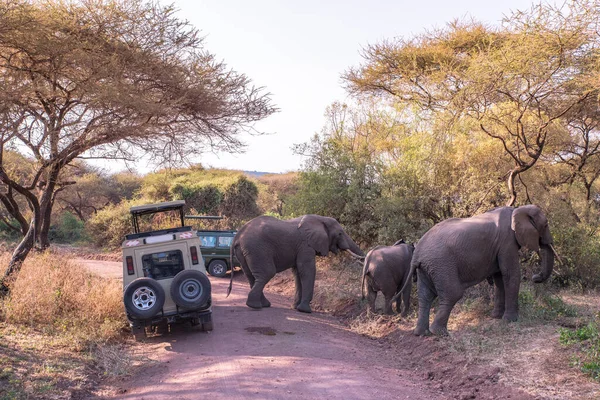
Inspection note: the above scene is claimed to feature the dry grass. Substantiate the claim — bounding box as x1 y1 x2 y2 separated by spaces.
1 252 124 347
0 251 134 399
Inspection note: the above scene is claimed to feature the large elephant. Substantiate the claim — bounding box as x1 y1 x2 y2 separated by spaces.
406 205 556 336
361 240 415 316
227 214 364 313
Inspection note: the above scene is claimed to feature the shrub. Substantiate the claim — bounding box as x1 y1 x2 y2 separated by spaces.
518 284 578 321
48 211 88 243
550 223 600 289
0 252 125 348
559 317 600 380
86 201 136 249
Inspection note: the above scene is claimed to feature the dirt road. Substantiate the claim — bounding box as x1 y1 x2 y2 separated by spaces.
86 260 441 399
116 274 442 399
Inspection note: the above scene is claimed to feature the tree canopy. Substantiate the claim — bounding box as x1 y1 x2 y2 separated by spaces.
0 0 275 292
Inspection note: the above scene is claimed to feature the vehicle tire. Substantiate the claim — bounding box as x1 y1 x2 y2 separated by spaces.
124 278 165 320
170 270 211 310
202 321 214 332
208 260 228 278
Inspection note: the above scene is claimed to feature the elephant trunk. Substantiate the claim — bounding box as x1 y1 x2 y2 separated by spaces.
532 244 554 283
345 238 365 258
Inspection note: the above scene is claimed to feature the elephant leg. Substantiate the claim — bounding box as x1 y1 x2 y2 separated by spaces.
383 294 394 315
429 293 462 336
245 258 276 310
429 277 463 336
400 286 411 318
395 293 402 315
499 253 520 322
415 270 436 336
491 272 505 319
291 267 302 309
365 278 377 313
295 254 316 313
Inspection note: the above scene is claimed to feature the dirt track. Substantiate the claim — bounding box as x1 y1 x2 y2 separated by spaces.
108 268 440 399
83 260 540 400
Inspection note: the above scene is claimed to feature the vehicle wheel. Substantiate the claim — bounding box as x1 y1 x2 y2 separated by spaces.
202 321 214 332
208 260 228 278
124 278 165 320
170 270 211 309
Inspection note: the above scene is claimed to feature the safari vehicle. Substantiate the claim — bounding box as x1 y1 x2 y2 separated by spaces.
197 230 239 278
122 200 213 341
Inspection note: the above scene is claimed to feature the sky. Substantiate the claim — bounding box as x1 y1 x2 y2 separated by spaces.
106 0 539 174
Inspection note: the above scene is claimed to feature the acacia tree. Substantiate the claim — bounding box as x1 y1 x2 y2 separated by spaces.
0 0 275 292
344 1 600 206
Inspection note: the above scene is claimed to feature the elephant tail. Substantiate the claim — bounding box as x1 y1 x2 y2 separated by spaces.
360 248 375 300
227 242 237 298
392 258 419 304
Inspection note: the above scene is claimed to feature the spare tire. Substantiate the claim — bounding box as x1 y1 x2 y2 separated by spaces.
124 278 165 320
170 270 211 310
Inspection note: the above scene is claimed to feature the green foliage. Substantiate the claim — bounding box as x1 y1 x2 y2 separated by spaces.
559 318 600 380
220 175 261 224
48 212 88 244
86 201 136 248
0 219 22 241
518 286 577 321
170 183 223 215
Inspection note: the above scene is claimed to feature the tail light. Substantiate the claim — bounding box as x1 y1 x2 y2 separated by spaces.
126 256 134 275
190 246 199 265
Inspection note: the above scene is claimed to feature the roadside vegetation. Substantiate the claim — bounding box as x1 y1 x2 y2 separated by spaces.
0 251 131 399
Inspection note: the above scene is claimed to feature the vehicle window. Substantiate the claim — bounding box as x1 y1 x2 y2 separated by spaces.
141 250 184 280
199 235 216 247
218 236 233 247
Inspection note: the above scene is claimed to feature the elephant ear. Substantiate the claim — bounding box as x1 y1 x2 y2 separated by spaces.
297 215 329 256
511 206 540 252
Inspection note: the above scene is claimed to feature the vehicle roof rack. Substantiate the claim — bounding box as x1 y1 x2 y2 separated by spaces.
130 200 186 216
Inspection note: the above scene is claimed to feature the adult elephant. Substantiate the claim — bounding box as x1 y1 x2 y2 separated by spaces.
361 240 415 316
227 214 364 313
405 205 556 336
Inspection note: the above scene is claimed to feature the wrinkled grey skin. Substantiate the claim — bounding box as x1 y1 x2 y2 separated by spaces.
361 240 415 316
407 205 554 336
228 214 364 313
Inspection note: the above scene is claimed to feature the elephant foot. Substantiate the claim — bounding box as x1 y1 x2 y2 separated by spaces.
296 303 312 313
491 309 504 319
502 312 518 322
400 312 409 318
261 297 271 308
246 299 263 310
429 324 449 336
413 326 431 336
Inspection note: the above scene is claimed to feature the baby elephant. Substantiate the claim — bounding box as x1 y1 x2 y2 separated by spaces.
361 240 415 316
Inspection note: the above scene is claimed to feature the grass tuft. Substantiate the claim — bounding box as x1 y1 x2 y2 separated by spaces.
559 317 600 381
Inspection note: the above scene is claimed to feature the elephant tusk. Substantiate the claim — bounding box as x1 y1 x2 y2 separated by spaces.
549 244 563 265
347 250 365 261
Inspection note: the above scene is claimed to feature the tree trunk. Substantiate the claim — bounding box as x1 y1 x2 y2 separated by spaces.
37 167 60 249
0 218 35 296
506 169 518 207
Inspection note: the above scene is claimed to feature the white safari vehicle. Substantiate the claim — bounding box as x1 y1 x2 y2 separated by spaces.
122 200 213 340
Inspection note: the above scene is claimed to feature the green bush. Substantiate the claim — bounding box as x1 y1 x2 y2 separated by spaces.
0 218 22 241
48 212 88 243
518 285 577 321
86 201 136 248
559 317 600 380
550 223 600 289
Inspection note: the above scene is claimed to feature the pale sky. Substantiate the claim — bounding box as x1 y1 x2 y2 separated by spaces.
103 0 539 174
